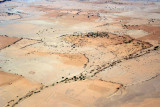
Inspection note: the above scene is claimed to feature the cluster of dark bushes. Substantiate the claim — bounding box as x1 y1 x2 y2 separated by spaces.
84 32 109 38
71 32 109 38
154 46 159 50
52 73 87 85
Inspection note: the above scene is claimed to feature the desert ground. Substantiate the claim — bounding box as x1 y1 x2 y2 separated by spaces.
0 0 160 107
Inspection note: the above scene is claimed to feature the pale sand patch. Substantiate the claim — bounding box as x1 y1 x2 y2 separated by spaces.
122 98 160 107
115 11 160 19
0 39 88 85
126 19 148 26
24 20 54 25
95 72 160 107
0 22 43 37
127 25 160 43
17 79 121 107
126 30 149 38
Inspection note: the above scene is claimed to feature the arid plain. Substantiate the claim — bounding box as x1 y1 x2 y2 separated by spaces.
0 0 160 107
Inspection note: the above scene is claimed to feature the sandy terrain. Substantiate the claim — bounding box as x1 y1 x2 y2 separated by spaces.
95 72 160 107
0 0 160 107
95 49 160 85
0 70 42 107
0 35 21 50
16 79 121 107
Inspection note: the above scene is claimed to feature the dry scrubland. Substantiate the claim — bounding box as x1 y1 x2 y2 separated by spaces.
0 0 160 107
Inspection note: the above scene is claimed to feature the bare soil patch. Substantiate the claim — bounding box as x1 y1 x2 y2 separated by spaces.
0 35 21 50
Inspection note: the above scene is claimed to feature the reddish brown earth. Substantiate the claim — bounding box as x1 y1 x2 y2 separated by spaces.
0 36 21 50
